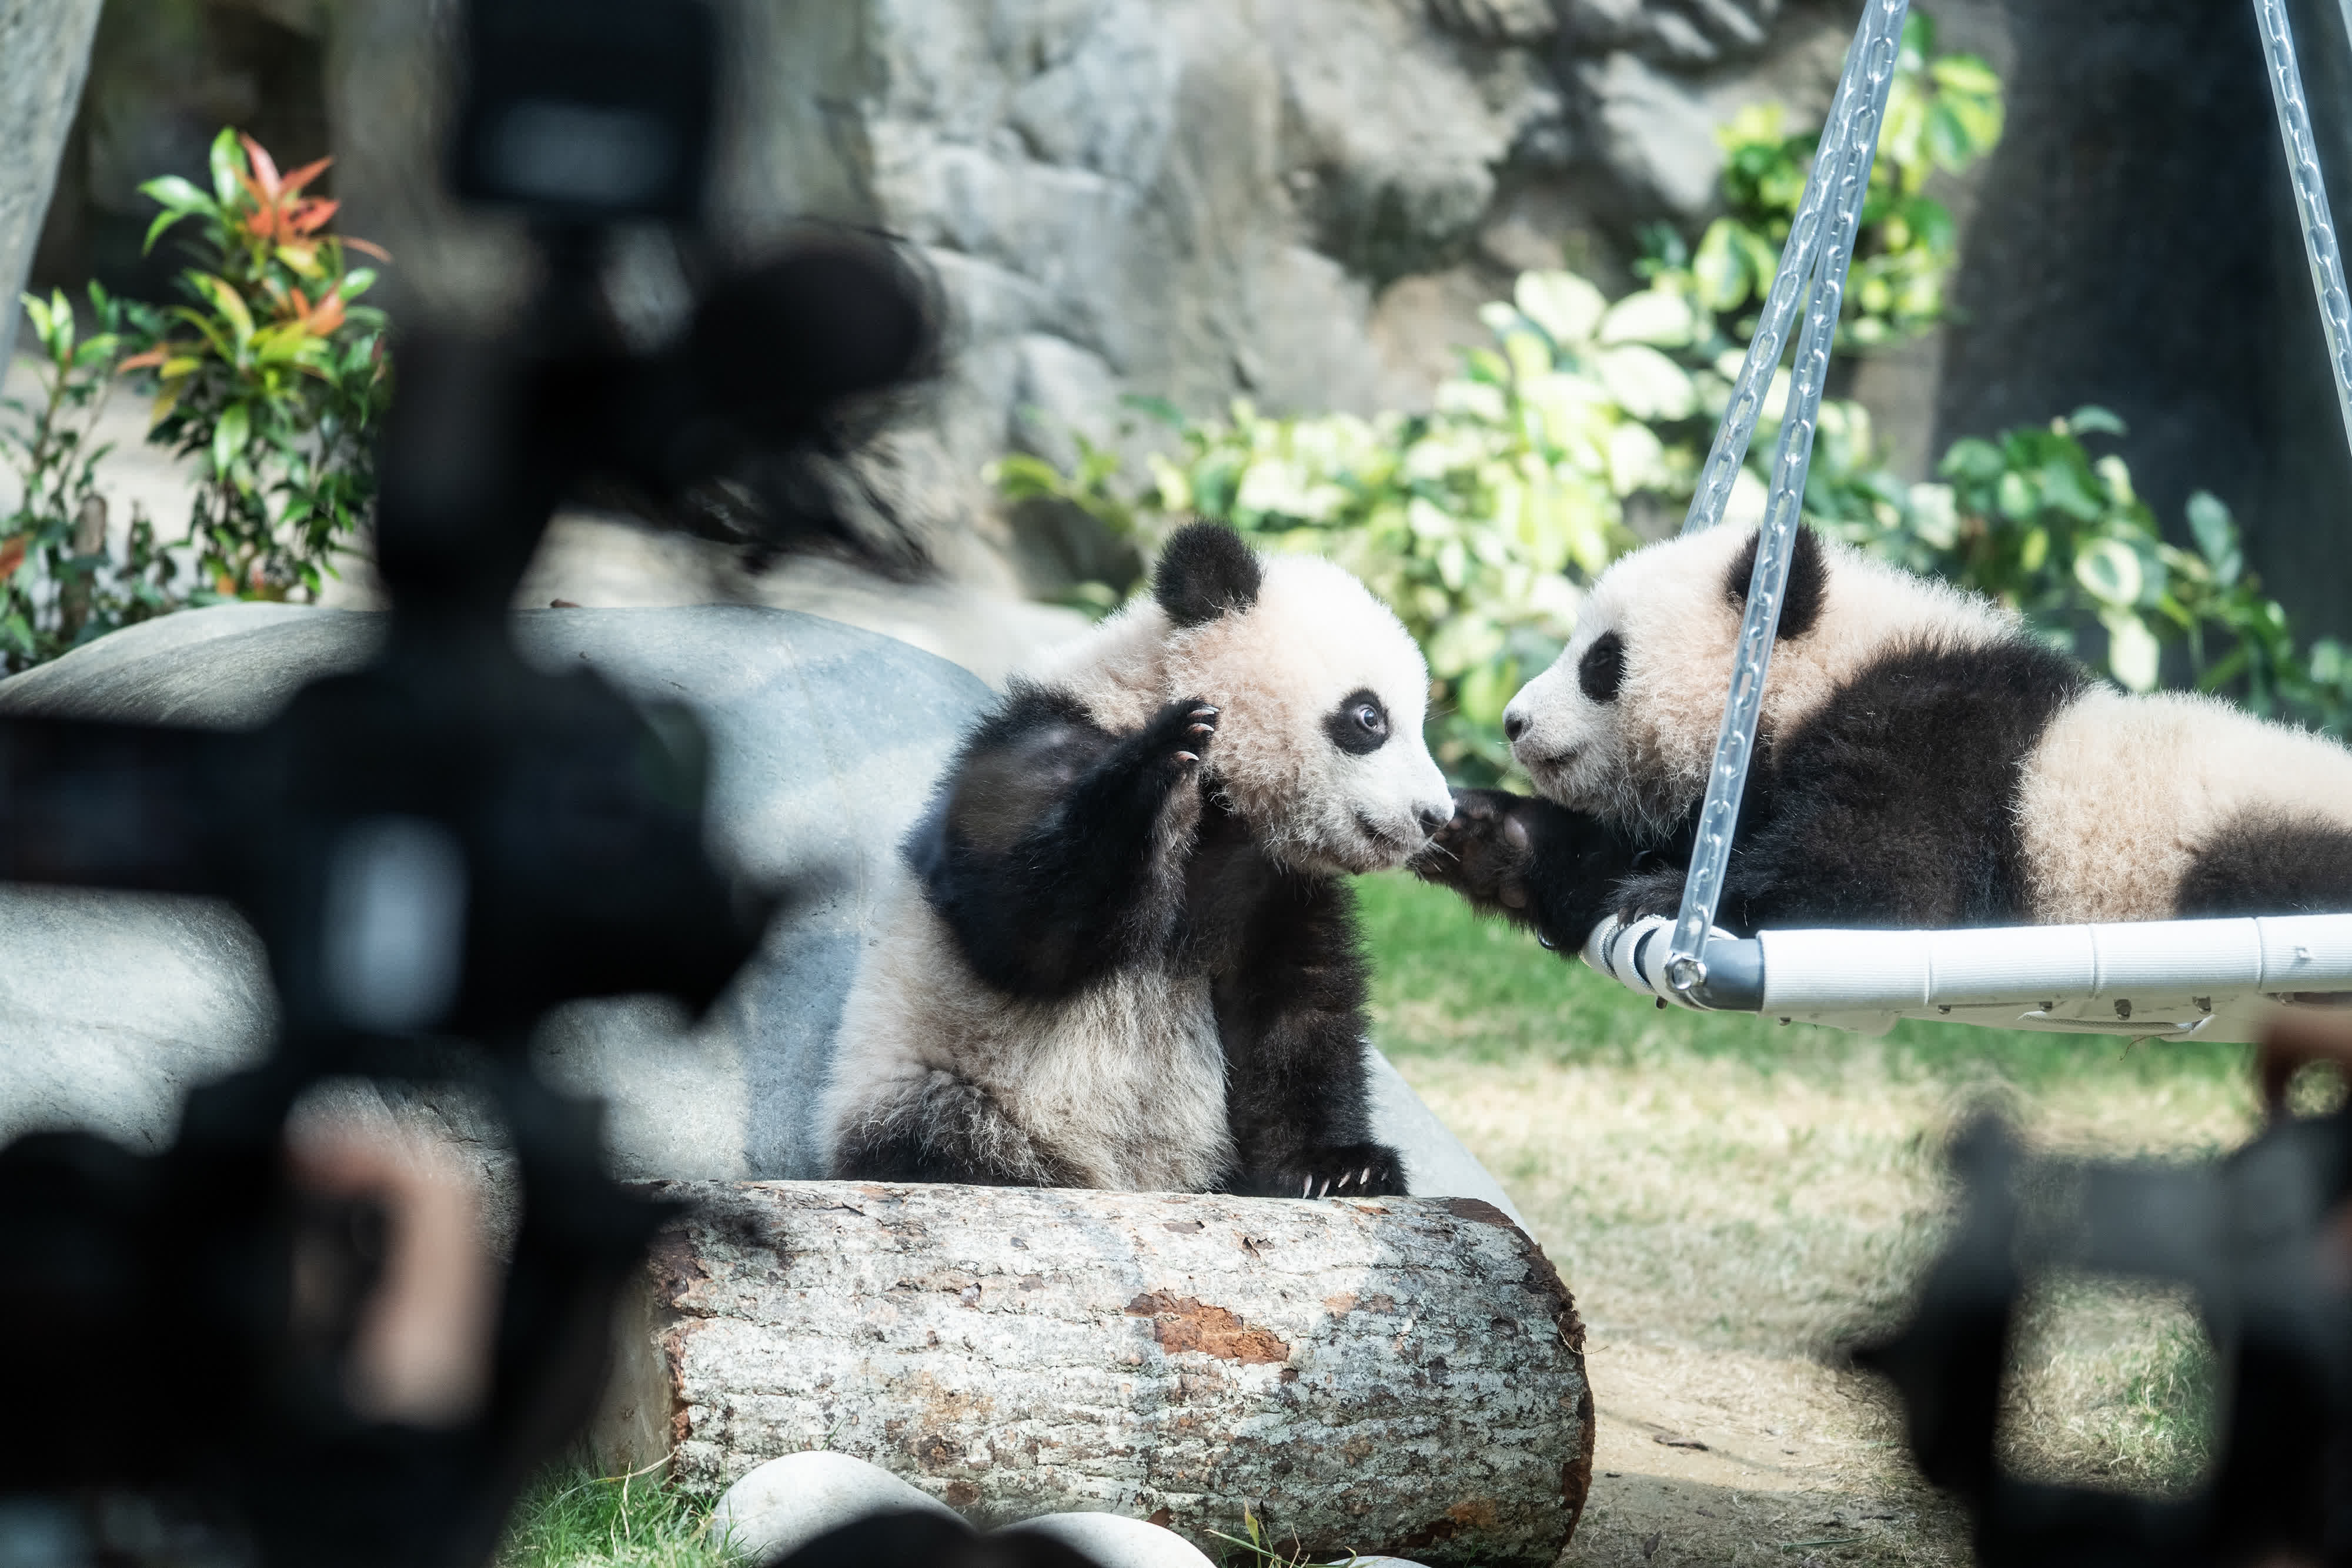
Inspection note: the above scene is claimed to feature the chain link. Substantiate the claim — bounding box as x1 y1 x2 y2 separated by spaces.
1665 0 1911 995
2259 0 2352 466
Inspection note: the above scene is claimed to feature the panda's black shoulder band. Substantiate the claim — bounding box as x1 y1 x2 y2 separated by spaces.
1155 523 1262 626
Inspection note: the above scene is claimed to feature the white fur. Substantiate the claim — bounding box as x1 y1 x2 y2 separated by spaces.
1505 527 2014 839
1024 552 1452 873
823 545 1450 1189
821 877 1234 1191
1501 525 2352 921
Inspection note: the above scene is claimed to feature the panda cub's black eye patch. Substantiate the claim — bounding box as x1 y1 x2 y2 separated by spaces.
1579 631 1626 703
1326 688 1391 754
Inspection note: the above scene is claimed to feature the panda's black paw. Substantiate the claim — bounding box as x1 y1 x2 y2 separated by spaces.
1611 865 1689 924
1142 696 1220 777
1241 1142 1407 1201
1412 787 1537 914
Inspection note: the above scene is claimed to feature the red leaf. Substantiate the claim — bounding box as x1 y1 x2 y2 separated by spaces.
238 132 282 199
0 537 25 583
344 236 392 263
287 198 340 236
117 346 168 371
279 155 333 197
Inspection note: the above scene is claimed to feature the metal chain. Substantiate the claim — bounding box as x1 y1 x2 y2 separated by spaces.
2261 0 2352 466
1665 0 1910 996
1679 0 1915 537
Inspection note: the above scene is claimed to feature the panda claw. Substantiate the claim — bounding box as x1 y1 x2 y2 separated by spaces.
1174 751 1200 767
1359 1166 1372 1188
1302 1175 1314 1199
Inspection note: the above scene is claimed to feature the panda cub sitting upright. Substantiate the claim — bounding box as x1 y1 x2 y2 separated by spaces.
822 523 1455 1197
1421 520 2352 942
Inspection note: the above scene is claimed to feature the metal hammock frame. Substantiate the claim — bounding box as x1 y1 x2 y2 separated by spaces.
1581 0 2352 1043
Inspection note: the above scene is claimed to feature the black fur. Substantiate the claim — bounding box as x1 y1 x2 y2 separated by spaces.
1414 787 1645 950
1613 637 2089 932
2180 813 2352 915
910 681 1215 997
829 1069 1088 1188
1725 523 1826 641
1324 688 1391 755
889 680 1402 1197
1155 522 1262 626
1579 631 1626 703
1185 800 1402 1197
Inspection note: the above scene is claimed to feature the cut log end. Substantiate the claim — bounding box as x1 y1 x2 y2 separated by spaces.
593 1182 1592 1568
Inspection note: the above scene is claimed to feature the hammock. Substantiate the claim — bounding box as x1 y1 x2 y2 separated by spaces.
1583 0 2352 1039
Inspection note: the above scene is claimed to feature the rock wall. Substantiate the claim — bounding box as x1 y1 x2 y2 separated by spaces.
0 0 104 366
320 0 1859 578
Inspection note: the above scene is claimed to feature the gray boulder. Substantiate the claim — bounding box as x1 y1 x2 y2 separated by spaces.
0 604 1519 1221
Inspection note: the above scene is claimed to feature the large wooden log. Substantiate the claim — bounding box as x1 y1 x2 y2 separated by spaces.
593 1181 1592 1568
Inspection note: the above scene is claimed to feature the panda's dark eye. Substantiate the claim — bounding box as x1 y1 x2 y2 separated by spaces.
1325 688 1390 755
1578 631 1626 704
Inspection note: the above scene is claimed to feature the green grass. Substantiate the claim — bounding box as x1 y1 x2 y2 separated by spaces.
497 1466 736 1568
1356 869 2243 1538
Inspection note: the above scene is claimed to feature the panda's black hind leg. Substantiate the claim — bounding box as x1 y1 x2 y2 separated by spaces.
831 1071 1081 1188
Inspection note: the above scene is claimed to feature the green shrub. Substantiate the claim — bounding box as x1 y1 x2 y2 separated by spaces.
1658 12 2004 350
124 126 390 600
997 8 2352 774
0 284 180 671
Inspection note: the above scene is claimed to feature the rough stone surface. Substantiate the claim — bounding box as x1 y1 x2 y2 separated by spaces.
0 0 105 365
0 604 976 1178
317 0 1842 576
710 1452 959 1565
596 1182 1593 1567
0 605 1521 1215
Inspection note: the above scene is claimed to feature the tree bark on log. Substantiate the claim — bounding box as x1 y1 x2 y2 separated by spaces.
593 1181 1592 1568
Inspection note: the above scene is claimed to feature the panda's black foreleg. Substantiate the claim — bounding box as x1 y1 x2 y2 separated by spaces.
1212 875 1405 1199
1414 787 1642 952
921 691 1219 997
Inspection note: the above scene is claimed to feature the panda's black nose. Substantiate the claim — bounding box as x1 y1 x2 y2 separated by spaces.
1417 803 1452 834
1502 711 1529 743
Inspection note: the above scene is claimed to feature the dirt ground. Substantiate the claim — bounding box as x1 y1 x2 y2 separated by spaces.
1391 1034 2259 1567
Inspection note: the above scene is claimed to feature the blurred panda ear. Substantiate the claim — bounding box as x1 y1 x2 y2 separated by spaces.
1723 523 1825 639
1154 523 1263 626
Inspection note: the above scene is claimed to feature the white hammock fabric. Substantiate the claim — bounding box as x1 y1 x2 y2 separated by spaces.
1590 0 2352 1037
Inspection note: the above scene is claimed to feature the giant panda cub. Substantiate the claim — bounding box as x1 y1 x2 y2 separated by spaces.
1419 521 2352 942
822 523 1456 1196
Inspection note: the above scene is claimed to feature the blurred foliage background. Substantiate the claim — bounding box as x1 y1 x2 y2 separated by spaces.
994 12 2352 784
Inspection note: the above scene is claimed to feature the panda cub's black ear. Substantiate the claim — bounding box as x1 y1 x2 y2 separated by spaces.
1155 523 1264 626
1723 523 1826 639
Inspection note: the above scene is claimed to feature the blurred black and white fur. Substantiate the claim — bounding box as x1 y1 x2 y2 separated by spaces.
821 524 1455 1196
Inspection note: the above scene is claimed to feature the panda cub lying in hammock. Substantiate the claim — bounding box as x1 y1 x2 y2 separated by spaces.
1420 521 2352 944
823 524 1455 1196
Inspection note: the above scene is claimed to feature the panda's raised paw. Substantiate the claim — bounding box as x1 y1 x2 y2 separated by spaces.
1412 787 1536 912
1143 697 1220 773
1242 1142 1406 1201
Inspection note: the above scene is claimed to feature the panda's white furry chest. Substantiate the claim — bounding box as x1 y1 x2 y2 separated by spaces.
988 958 1235 1192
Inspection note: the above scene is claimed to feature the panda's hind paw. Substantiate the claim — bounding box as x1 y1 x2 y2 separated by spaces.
1244 1142 1406 1201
